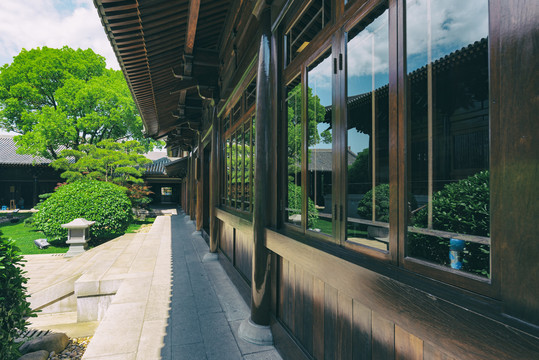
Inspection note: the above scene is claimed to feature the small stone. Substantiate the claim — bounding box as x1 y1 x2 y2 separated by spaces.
19 333 69 355
17 349 49 360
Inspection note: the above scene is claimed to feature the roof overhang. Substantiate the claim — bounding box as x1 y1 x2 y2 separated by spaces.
93 0 229 145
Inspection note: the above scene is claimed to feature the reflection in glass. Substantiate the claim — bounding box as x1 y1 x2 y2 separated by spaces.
405 0 490 277
244 124 251 212
307 50 333 235
346 6 390 252
225 137 231 206
251 117 256 209
231 132 237 208
285 0 331 65
285 77 303 227
236 131 244 210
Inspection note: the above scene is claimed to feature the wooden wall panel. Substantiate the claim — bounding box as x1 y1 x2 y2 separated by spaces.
352 299 372 360
324 284 338 360
294 266 304 345
302 271 314 355
372 312 395 359
337 291 353 360
313 277 325 359
218 221 234 260
395 325 423 360
234 230 253 281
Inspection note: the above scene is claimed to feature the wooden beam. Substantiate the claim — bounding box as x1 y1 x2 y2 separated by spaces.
185 0 201 55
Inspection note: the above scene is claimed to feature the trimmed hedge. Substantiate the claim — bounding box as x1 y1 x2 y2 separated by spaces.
0 230 34 360
409 171 490 276
34 180 132 242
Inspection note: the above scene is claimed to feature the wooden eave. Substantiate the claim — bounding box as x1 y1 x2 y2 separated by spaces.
94 0 229 143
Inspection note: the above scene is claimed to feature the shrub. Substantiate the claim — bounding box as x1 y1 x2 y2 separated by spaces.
357 183 418 223
0 231 35 360
409 171 490 276
288 182 318 228
34 180 132 242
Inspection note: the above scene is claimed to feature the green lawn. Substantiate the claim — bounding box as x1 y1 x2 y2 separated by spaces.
0 214 156 255
125 218 156 233
0 214 68 254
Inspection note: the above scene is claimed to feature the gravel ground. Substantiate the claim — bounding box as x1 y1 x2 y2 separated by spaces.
48 337 91 360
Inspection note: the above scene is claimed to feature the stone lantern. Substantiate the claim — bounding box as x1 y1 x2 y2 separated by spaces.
61 218 95 257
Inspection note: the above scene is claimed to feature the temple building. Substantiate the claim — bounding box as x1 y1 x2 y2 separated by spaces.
94 0 538 358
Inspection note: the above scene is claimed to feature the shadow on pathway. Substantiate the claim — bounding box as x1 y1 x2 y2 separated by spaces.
160 209 282 360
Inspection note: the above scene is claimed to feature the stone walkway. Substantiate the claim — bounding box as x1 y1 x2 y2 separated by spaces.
23 208 281 359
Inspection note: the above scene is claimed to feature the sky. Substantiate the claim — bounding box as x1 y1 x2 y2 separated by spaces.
0 0 119 70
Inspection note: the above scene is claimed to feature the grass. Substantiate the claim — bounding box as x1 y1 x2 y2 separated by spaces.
126 217 156 233
0 214 156 255
0 214 68 254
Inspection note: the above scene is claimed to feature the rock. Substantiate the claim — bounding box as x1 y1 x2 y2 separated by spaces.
19 333 69 355
17 350 49 360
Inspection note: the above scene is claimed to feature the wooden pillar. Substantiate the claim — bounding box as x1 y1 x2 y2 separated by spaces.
251 3 273 327
189 154 195 219
209 107 220 252
196 135 203 231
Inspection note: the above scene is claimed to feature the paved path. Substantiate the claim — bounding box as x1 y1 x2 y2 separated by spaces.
160 211 282 360
81 210 282 359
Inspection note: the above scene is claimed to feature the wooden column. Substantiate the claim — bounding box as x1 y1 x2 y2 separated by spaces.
209 108 220 252
251 4 273 327
196 135 203 230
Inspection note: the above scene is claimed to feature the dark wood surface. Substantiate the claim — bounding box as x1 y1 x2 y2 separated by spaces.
490 0 539 326
267 228 539 359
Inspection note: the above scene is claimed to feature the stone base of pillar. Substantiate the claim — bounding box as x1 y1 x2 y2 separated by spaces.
191 230 201 236
202 252 218 262
238 317 273 346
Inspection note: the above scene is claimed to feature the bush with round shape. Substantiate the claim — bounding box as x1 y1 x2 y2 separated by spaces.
0 230 35 360
409 171 490 276
34 180 132 242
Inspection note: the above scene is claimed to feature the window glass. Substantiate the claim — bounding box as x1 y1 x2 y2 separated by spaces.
244 123 251 212
225 137 231 206
346 5 390 252
307 50 333 235
406 0 490 277
231 132 237 208
285 0 332 65
245 78 256 110
236 131 244 210
285 76 302 227
251 116 256 209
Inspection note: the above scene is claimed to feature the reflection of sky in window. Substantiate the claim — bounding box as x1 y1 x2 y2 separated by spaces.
346 8 389 154
406 0 488 72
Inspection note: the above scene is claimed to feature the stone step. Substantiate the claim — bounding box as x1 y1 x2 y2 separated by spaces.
28 233 142 312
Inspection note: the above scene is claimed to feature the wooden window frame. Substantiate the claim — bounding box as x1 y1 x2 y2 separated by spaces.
277 0 498 297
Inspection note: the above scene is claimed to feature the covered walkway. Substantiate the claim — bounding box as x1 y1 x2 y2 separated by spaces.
25 209 282 359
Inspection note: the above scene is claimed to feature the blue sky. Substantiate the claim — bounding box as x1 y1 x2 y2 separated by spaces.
0 0 119 70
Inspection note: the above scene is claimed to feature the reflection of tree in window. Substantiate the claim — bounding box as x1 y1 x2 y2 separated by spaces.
307 50 332 235
405 0 490 277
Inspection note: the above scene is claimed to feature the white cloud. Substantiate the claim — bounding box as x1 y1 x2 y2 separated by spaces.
0 0 119 70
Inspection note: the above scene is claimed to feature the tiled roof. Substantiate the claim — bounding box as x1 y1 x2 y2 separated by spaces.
144 156 179 176
0 135 51 165
308 148 357 172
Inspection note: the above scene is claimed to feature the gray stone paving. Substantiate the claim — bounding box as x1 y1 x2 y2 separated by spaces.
160 210 282 360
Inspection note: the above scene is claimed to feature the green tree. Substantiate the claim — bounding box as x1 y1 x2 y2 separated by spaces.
0 46 150 159
50 139 152 186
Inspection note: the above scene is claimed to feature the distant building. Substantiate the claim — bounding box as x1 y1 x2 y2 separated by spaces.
0 135 62 209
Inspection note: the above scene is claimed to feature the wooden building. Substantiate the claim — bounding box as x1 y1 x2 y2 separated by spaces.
94 0 538 358
0 135 62 209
